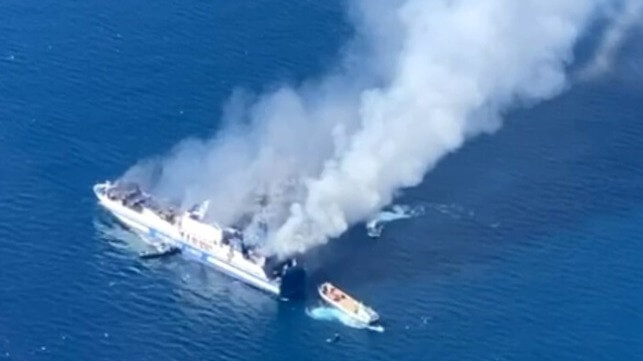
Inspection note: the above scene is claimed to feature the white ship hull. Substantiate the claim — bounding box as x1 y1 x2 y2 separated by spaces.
93 182 304 297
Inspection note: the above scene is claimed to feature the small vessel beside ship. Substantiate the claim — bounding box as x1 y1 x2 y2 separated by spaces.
138 242 180 259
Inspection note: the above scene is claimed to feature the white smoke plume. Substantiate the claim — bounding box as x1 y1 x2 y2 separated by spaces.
123 0 628 257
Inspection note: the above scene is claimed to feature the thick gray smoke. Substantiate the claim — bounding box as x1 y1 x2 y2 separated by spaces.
123 0 638 257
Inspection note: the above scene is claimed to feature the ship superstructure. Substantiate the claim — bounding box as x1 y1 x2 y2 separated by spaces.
93 181 304 297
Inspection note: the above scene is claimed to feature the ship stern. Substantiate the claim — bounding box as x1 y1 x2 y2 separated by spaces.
279 265 306 300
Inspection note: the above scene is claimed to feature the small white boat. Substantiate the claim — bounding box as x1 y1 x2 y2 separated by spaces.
318 282 379 325
139 242 181 259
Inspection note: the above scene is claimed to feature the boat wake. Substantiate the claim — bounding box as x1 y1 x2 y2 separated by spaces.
305 306 384 333
365 204 425 238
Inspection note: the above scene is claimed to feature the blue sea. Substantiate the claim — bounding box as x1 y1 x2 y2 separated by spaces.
1 1 642 360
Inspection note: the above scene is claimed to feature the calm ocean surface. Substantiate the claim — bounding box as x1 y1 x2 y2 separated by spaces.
1 1 642 360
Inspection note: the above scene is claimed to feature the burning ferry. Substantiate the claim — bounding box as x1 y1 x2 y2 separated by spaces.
93 180 305 298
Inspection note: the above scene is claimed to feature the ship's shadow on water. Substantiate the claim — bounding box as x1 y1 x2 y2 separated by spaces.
94 212 281 317
93 213 151 256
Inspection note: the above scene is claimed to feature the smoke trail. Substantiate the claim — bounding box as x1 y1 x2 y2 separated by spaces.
578 0 643 79
269 0 615 256
123 0 624 257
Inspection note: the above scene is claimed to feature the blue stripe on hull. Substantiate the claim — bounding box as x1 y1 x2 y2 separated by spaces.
108 208 280 295
176 242 278 294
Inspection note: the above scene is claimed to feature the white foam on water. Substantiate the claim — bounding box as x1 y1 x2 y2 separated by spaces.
306 305 385 333
365 204 424 238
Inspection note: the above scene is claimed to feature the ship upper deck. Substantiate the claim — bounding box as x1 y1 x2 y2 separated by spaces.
102 181 179 223
96 181 298 279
